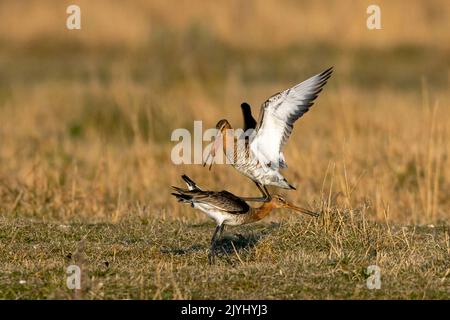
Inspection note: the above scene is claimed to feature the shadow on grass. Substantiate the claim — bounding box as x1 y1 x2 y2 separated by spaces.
160 222 281 256
160 244 204 255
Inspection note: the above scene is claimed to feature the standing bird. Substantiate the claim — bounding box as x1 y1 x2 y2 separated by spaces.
204 67 333 201
171 175 318 264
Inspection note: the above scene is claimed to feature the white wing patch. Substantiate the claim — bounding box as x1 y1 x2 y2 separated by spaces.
250 108 286 167
250 67 333 169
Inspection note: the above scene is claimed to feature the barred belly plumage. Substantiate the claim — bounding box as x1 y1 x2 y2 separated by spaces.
230 142 286 187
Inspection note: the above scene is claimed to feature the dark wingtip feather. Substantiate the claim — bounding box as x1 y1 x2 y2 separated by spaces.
322 66 334 74
318 66 333 81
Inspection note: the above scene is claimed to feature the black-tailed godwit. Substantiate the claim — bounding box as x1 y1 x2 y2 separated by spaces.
204 67 333 201
171 175 318 264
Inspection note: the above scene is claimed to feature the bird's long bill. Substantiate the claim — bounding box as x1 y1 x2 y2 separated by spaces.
285 203 319 217
203 131 223 171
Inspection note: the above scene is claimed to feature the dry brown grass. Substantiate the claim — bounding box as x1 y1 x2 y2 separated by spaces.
1 0 450 50
0 1 449 224
1 209 449 299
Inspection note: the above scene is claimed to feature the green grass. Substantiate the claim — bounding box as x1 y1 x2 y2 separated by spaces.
1 208 448 299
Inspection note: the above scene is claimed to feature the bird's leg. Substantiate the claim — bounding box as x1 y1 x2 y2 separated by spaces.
211 225 225 264
263 185 272 200
217 224 225 241
240 182 271 202
208 225 221 265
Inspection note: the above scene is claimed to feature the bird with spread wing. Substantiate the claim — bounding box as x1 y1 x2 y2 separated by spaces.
204 67 333 201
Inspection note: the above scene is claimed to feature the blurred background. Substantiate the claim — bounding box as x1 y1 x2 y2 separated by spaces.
0 0 449 223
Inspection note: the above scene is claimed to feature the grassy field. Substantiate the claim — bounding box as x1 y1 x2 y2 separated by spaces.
1 212 449 299
0 0 449 299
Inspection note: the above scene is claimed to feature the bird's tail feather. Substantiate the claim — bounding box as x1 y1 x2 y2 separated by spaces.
171 185 187 193
171 192 193 203
181 174 201 191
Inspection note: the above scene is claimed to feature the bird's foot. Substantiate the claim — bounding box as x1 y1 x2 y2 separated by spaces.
208 251 215 265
